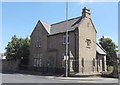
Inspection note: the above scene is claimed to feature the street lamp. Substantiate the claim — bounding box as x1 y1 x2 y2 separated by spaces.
65 0 69 77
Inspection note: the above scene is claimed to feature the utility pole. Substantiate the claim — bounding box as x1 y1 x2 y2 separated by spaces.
65 0 69 77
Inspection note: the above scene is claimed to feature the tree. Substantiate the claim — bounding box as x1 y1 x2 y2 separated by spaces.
5 35 30 65
5 35 19 60
99 37 118 66
19 37 30 65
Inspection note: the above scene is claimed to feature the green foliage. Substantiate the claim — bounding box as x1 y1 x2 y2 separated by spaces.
5 35 30 65
107 65 114 73
99 37 118 66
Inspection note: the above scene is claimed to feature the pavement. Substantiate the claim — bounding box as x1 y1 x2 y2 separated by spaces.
1 72 119 84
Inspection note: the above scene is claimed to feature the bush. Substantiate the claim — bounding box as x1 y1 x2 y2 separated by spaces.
107 65 114 73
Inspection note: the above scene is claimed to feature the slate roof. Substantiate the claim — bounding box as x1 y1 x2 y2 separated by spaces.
40 16 82 35
40 20 51 33
32 16 106 54
96 43 106 55
50 16 82 35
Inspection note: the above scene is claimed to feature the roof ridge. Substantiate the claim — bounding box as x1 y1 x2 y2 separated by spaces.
39 20 51 33
51 16 81 26
39 20 51 25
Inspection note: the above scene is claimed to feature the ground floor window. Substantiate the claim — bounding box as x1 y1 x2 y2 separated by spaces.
82 58 84 67
33 54 42 67
93 58 95 67
97 58 100 66
62 59 65 68
34 57 37 67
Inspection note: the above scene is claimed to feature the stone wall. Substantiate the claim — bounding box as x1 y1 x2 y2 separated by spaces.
1 60 20 72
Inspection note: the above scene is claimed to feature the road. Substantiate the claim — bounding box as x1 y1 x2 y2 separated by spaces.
1 72 119 85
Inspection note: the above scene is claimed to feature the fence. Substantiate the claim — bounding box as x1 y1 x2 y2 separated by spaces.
20 59 119 74
1 58 119 77
69 59 106 74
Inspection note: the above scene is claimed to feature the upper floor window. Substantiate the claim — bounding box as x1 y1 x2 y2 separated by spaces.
35 36 41 48
93 40 96 43
49 39 56 49
63 33 69 44
87 23 89 28
86 39 91 47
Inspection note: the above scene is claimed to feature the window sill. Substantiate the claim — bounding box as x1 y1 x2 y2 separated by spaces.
86 46 91 48
62 43 70 45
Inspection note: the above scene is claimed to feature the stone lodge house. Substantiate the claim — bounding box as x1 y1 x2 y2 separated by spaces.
29 7 107 75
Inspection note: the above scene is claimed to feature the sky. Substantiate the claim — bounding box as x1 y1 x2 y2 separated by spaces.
1 2 118 53
118 2 120 53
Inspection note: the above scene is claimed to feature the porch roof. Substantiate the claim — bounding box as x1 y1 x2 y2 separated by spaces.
96 43 106 55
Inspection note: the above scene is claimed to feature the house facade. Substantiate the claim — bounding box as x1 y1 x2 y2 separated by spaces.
29 7 107 75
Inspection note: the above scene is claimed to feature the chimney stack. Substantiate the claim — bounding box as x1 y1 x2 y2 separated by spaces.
82 7 91 18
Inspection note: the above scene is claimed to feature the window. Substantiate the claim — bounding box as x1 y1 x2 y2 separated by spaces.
97 58 100 66
62 59 65 68
35 37 41 48
63 35 66 44
93 40 95 43
93 58 95 67
86 39 91 47
82 58 84 67
63 34 69 44
39 56 42 67
33 54 42 67
49 40 56 49
87 23 89 27
34 56 37 67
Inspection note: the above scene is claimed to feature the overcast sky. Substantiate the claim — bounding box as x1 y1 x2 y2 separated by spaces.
1 2 118 52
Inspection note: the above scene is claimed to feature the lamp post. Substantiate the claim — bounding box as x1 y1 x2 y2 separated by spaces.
65 0 69 77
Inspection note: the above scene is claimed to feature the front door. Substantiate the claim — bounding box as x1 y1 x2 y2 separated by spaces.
47 56 55 73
